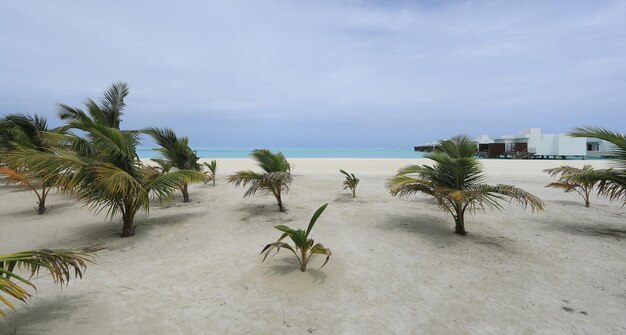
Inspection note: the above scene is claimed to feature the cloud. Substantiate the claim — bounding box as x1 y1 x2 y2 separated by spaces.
1 0 625 147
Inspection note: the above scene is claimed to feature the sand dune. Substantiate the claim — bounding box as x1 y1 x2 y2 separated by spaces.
0 159 624 334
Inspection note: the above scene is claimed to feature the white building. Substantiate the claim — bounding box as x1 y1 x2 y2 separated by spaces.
586 138 618 158
477 128 587 159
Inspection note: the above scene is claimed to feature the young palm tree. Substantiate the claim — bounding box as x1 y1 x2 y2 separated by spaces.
228 149 292 212
388 135 544 235
0 114 60 214
339 169 359 198
8 83 205 236
0 246 98 318
261 203 331 272
143 127 204 202
544 165 603 207
151 158 172 173
570 127 626 205
203 160 218 186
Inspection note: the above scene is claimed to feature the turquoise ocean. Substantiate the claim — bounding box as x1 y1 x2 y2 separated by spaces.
137 147 425 159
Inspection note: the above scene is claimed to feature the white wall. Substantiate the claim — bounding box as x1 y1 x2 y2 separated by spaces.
525 133 585 156
557 135 586 156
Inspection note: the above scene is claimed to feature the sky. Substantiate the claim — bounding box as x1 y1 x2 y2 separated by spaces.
1 0 625 148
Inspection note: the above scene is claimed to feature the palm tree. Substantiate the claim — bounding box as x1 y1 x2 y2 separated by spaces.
388 135 544 235
203 160 217 186
569 127 626 205
261 204 331 272
0 114 60 214
544 165 603 207
228 149 292 212
8 83 205 236
339 169 359 198
143 127 204 202
1 246 98 318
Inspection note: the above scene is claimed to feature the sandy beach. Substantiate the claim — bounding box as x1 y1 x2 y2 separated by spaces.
0 158 624 334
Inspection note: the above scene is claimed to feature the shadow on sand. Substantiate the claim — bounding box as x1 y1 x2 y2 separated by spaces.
263 258 327 284
137 211 207 230
0 295 86 335
1 201 76 217
547 199 587 207
48 211 209 250
536 216 626 240
382 214 515 250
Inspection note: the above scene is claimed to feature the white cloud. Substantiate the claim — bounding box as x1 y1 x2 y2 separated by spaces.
1 0 624 147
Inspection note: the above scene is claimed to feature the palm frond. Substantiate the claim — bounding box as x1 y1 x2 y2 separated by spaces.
100 82 129 128
569 126 626 168
0 247 100 318
482 184 545 212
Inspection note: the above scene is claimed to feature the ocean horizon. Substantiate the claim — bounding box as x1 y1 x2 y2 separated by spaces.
137 147 426 159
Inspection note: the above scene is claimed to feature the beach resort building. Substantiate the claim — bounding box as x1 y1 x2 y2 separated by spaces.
476 128 586 159
585 137 618 158
415 128 617 159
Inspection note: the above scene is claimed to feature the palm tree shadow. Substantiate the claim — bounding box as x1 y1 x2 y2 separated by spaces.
262 258 327 284
2 201 76 217
137 211 207 229
1 295 85 335
383 214 456 239
535 216 626 240
333 193 354 203
0 184 26 193
55 212 207 248
238 204 288 221
547 199 586 207
382 214 514 250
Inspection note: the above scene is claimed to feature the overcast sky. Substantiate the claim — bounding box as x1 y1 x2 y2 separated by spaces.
1 0 625 148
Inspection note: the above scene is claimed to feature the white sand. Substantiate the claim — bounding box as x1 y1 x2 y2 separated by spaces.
0 159 624 334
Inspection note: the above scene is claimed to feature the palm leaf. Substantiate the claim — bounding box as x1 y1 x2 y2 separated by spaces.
0 247 100 318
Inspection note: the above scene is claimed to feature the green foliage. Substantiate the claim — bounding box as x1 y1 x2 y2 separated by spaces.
58 81 128 129
388 135 544 235
569 127 626 205
203 160 218 186
261 204 331 272
228 149 292 212
0 246 99 318
339 169 359 198
0 113 49 154
0 114 62 214
151 158 172 173
7 83 205 236
143 127 201 171
143 127 204 202
544 165 605 207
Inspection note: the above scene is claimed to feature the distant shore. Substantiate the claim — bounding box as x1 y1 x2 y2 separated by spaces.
137 147 425 159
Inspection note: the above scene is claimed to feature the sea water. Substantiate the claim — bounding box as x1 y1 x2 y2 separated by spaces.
137 147 425 159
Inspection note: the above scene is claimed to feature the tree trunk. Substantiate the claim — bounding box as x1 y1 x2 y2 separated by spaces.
36 199 47 215
182 182 190 203
36 186 48 215
212 175 216 187
121 212 135 237
276 189 285 212
352 189 356 198
454 206 467 235
300 250 307 272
